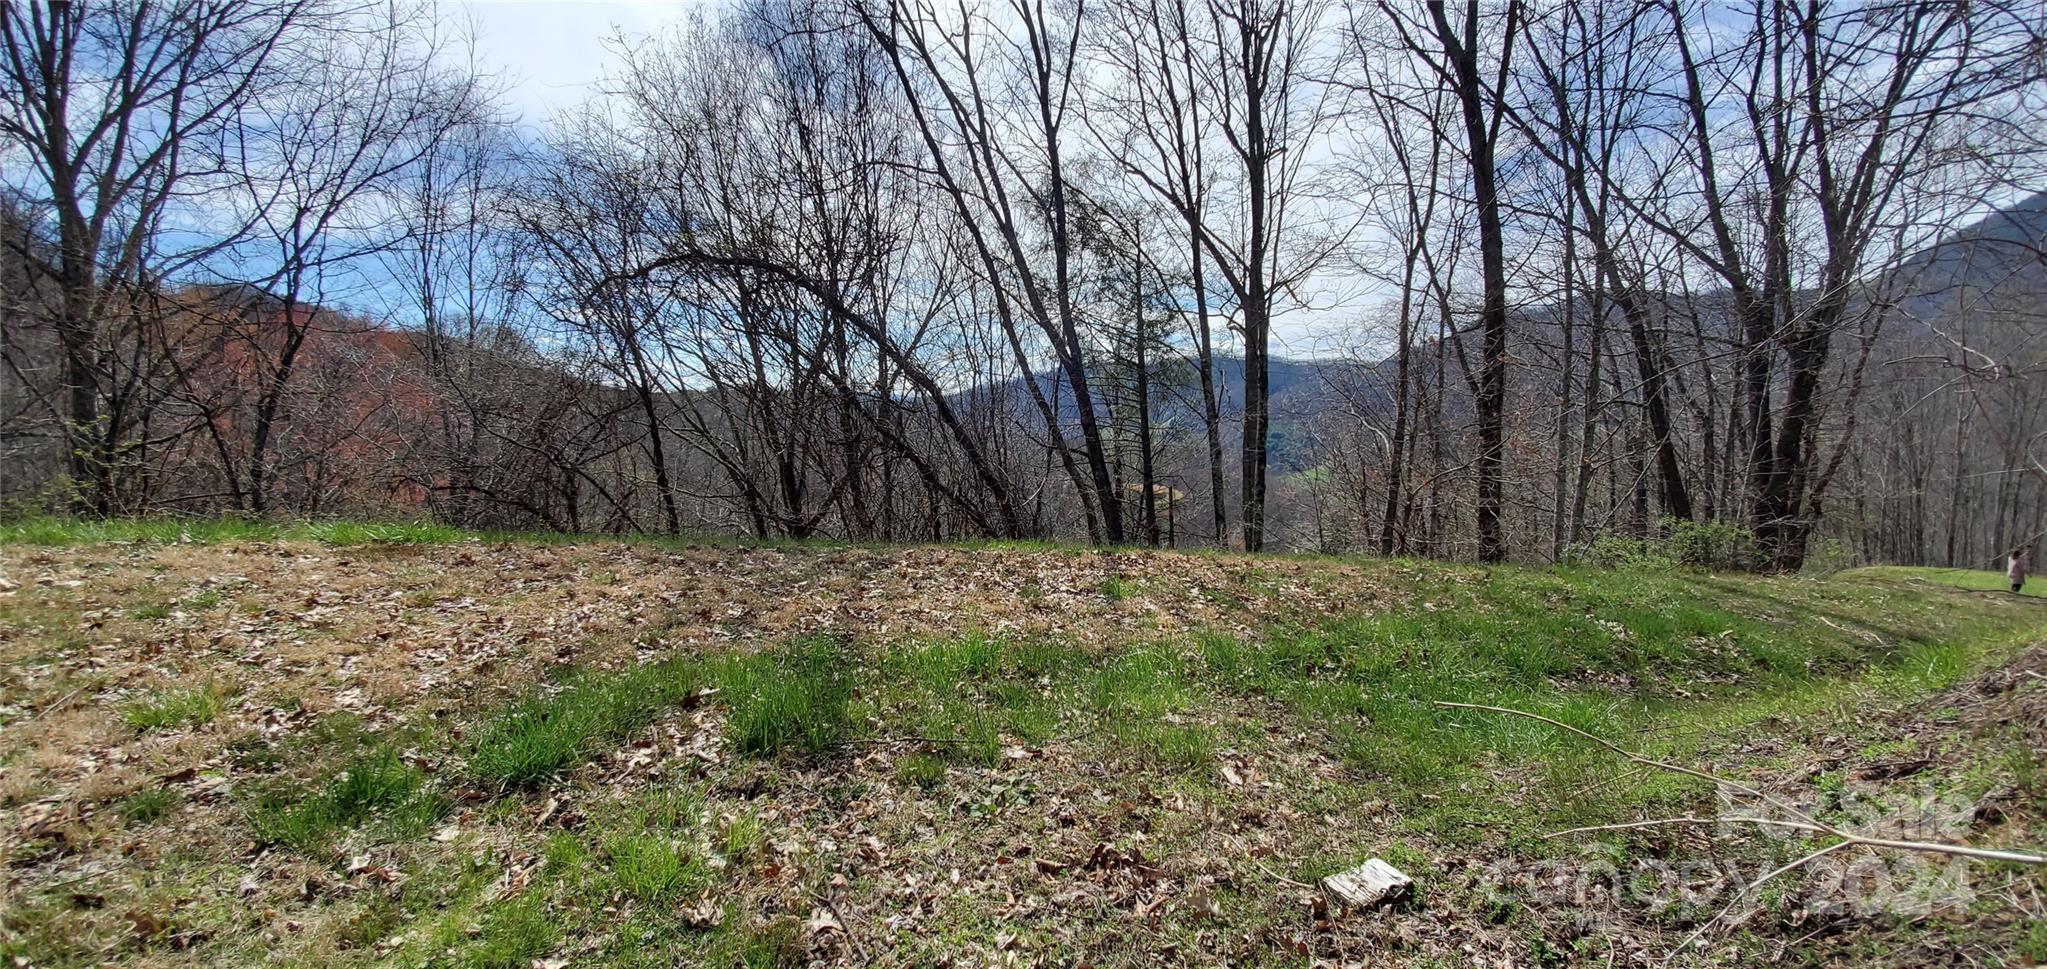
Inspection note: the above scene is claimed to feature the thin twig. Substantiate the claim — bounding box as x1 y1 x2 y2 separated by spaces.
835 735 984 748
35 860 133 894
1568 763 1650 800
1434 701 1821 826
1436 699 2047 959
1443 701 2047 865
810 889 865 964
28 682 95 722
1255 861 1316 891
1545 817 2047 865
1815 615 1884 646
1544 815 1830 840
1824 834 2047 866
836 715 1105 751
1673 840 1854 959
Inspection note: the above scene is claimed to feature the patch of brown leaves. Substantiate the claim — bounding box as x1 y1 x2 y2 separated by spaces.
0 538 1406 965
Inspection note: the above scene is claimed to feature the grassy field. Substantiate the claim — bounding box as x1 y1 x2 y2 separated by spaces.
1874 563 2047 598
1 521 2044 966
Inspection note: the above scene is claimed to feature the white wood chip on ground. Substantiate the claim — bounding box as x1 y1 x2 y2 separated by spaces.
1321 858 1413 911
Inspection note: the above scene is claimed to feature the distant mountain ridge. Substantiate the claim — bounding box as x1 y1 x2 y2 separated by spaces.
972 189 2047 479
1889 190 2047 324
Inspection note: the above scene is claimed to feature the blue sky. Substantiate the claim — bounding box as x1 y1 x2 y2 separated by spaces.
454 0 1369 351
460 1 700 132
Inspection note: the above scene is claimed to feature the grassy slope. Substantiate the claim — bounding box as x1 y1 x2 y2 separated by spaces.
1869 563 2047 598
1 522 2044 966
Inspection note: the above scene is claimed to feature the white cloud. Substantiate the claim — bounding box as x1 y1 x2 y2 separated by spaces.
455 0 703 130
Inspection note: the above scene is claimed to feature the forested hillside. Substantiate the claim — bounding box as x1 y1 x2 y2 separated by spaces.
4 1 2045 570
8 5 2047 964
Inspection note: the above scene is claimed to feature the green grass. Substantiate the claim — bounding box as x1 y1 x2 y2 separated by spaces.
713 637 857 758
424 563 2041 843
247 746 444 853
2023 918 2047 963
1121 721 1214 768
0 512 1237 559
469 658 706 787
0 515 475 547
722 811 765 862
274 561 2047 866
897 752 947 789
122 686 222 731
605 834 714 902
0 513 819 553
1873 564 2047 598
18 517 2041 965
470 628 1174 789
868 635 1075 761
397 785 771 966
1284 566 2036 841
118 786 181 823
455 892 561 969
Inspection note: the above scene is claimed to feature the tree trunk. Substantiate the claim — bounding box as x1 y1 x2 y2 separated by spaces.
1430 0 1514 562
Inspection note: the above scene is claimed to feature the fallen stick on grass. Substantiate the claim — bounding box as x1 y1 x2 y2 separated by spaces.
1433 701 2047 866
1432 700 2047 957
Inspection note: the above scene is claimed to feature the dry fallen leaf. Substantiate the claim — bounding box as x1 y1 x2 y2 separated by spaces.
125 909 167 939
680 897 721 930
803 908 844 939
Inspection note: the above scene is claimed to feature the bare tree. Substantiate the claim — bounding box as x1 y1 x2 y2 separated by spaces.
0 0 309 512
213 4 473 513
1628 0 2041 568
1374 0 1521 562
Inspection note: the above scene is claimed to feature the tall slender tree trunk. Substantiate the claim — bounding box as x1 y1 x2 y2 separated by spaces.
1550 191 1577 560
1380 295 1412 556
1569 284 1607 546
1189 229 1228 546
247 290 314 515
1622 310 1694 523
1429 0 1516 561
1241 299 1269 552
1238 86 1271 553
1133 247 1159 546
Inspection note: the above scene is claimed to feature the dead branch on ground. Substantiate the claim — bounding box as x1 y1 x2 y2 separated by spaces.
1435 700 2047 956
